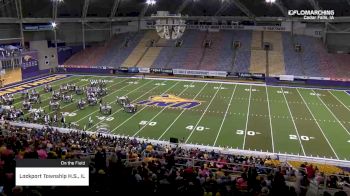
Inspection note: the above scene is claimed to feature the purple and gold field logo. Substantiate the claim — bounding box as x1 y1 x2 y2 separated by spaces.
136 94 202 109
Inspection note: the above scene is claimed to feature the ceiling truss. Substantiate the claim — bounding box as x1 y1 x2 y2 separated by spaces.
231 0 255 18
139 4 149 18
110 0 121 18
82 0 90 18
0 0 349 25
307 0 321 10
176 0 192 14
275 0 289 17
1 16 349 24
214 1 232 16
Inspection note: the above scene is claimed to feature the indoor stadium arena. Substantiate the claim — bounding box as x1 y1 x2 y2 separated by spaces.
0 0 349 195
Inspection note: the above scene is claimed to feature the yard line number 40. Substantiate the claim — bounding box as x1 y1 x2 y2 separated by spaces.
186 125 210 132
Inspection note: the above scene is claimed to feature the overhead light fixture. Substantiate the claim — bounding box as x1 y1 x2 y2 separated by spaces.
265 0 276 3
51 22 57 29
146 0 156 5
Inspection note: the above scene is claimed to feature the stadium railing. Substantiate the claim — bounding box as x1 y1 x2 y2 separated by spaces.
4 120 350 195
4 120 350 168
307 173 350 195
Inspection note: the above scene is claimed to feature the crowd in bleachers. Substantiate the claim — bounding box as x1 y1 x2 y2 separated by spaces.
0 122 349 196
0 46 22 59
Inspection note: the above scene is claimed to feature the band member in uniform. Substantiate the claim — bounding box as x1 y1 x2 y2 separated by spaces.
53 113 58 126
88 116 93 127
61 114 65 128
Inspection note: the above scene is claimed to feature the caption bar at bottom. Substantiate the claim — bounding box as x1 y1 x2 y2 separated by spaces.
16 160 89 186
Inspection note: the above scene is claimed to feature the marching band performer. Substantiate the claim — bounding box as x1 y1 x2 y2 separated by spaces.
88 116 93 127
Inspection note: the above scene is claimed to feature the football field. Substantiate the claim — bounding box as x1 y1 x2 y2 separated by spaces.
6 74 350 161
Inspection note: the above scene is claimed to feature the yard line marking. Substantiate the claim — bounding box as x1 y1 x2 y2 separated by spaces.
34 76 95 104
23 76 96 116
265 86 275 153
13 75 82 106
297 89 339 159
329 91 350 113
111 81 180 133
9 75 76 101
47 74 348 93
50 77 129 115
281 87 306 156
83 80 155 130
242 85 252 150
157 83 208 140
185 83 222 143
312 89 350 136
132 82 194 137
74 78 142 124
213 84 237 146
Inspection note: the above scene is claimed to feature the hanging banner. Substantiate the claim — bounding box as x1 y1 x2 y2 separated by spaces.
236 72 265 79
150 68 173 74
128 67 139 73
173 69 227 77
117 67 129 72
138 67 150 73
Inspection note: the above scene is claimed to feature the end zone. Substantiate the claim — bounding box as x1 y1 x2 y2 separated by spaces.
0 74 70 96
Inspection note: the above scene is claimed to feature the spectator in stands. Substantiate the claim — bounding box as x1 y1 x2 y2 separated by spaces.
324 191 332 196
0 124 348 196
335 191 348 196
299 173 310 196
328 175 339 189
236 172 248 190
247 166 259 190
315 172 325 185
215 168 225 179
306 164 315 179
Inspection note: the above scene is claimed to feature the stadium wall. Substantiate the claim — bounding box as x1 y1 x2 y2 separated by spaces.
29 40 58 70
2 68 22 86
57 45 90 65
58 65 350 89
326 33 350 53
55 23 83 44
63 67 113 74
25 23 110 45
57 47 73 65
292 22 323 38
24 31 54 42
21 50 40 80
113 22 139 34
266 77 350 88
21 65 40 79
1 21 342 48
0 24 20 40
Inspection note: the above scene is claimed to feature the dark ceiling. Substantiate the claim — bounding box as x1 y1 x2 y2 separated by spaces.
0 0 349 18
